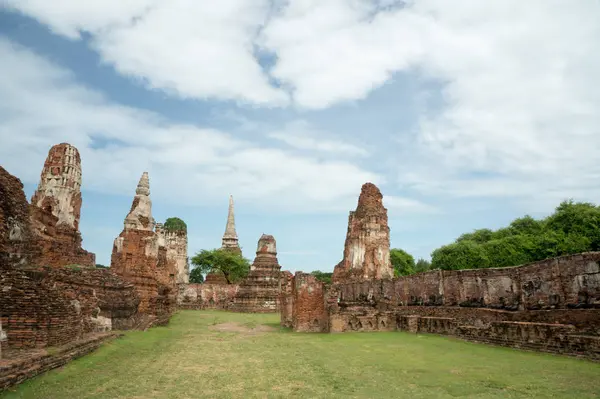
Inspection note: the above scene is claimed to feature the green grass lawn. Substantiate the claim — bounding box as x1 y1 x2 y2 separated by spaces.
3 310 600 399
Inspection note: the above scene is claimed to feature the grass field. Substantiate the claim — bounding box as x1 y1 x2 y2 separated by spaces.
2 310 600 399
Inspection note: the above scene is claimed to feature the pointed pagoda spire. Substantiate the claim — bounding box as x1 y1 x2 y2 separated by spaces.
136 171 150 196
124 171 155 231
221 195 240 251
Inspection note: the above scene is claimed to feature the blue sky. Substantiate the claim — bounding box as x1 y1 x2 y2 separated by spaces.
1 1 599 272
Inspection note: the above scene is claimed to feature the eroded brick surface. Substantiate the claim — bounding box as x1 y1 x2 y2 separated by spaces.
177 283 239 309
291 273 327 332
332 183 393 283
231 234 283 313
110 172 175 323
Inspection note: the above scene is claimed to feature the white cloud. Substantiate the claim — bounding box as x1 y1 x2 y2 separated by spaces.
268 120 369 157
0 38 389 213
384 195 439 215
3 0 600 211
2 0 288 105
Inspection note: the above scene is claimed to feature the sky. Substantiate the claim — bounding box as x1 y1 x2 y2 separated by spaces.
1 1 599 273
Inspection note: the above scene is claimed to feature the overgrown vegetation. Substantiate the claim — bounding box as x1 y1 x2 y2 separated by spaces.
310 270 333 284
390 248 415 276
5 311 599 398
189 266 205 283
163 217 187 232
431 200 600 270
191 248 250 284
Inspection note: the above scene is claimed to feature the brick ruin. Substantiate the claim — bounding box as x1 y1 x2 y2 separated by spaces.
156 223 189 284
3 143 96 268
332 182 393 282
231 234 283 312
0 151 140 362
110 172 176 324
283 182 600 361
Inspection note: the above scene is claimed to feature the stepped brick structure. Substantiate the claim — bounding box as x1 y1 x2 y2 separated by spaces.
205 195 241 284
231 234 282 313
110 173 175 322
332 182 392 283
28 143 95 267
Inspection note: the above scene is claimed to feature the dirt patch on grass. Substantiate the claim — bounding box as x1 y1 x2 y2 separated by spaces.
210 322 276 335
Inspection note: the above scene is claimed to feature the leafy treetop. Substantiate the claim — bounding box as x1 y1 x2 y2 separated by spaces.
164 217 187 232
191 248 250 284
189 267 205 284
431 200 600 270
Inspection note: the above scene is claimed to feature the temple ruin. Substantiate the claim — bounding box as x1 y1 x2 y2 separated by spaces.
231 234 283 312
28 143 95 267
110 172 175 324
332 182 393 283
1 145 142 388
281 182 600 361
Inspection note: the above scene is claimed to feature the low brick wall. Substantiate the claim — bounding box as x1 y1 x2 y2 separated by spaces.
0 333 120 391
177 283 239 310
397 315 600 361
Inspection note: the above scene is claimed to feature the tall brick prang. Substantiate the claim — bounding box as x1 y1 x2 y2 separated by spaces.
28 143 95 267
31 143 83 230
332 182 393 283
111 172 174 321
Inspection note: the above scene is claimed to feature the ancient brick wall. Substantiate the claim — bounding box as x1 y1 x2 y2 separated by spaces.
334 253 600 311
0 266 140 351
279 271 294 328
177 284 239 310
291 273 327 332
0 333 119 391
0 267 83 349
318 253 600 359
0 166 33 268
44 267 140 331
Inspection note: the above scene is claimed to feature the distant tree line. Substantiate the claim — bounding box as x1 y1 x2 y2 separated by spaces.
430 200 600 270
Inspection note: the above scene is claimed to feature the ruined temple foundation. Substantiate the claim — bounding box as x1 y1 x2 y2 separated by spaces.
281 182 600 361
231 234 283 313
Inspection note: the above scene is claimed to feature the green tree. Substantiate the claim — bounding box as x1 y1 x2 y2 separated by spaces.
189 267 205 283
431 240 490 270
545 200 600 251
429 200 600 270
390 248 416 276
191 249 250 284
457 228 494 244
164 217 187 232
415 258 431 273
310 270 333 285
481 235 533 268
95 264 108 269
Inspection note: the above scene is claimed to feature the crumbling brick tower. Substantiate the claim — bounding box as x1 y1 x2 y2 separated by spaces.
332 182 393 283
110 172 164 314
29 143 95 267
231 234 283 312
